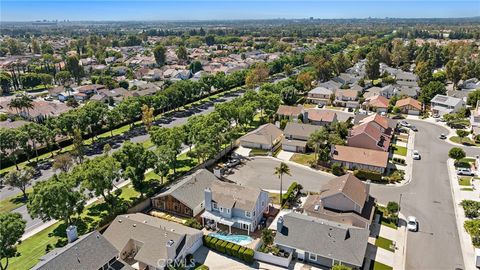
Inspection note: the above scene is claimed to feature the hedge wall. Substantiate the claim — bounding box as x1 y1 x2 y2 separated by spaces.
282 181 298 205
203 235 255 264
354 169 383 182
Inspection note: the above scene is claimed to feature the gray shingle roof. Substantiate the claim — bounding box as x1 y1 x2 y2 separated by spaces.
431 94 463 107
240 123 283 145
153 169 218 209
32 231 124 270
275 212 369 267
211 181 262 211
284 122 322 138
309 86 333 95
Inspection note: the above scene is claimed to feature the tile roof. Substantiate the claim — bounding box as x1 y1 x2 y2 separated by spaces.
240 123 283 145
210 181 263 211
153 169 218 209
276 105 303 116
395 97 422 110
319 174 368 208
274 212 369 267
349 122 391 151
332 145 389 168
365 95 389 108
307 109 337 122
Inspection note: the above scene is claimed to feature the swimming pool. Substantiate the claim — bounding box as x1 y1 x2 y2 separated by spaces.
208 233 253 246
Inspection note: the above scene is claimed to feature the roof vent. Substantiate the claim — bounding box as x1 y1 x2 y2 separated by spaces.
133 224 136 227
314 205 320 211
143 220 147 223
118 219 122 223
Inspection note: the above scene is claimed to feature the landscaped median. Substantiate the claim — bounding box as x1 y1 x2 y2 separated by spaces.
202 235 254 264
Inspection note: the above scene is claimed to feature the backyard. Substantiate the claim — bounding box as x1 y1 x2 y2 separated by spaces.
290 153 315 166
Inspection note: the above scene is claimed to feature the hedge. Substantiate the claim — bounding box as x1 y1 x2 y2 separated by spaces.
282 181 298 205
203 235 255 264
354 169 383 182
392 157 406 165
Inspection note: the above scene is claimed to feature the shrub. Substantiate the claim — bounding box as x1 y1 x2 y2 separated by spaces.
449 147 466 162
225 242 234 255
214 240 225 252
220 241 228 253
331 163 345 176
353 169 383 182
281 181 299 205
238 247 246 261
461 200 480 218
231 244 240 257
185 218 203 229
243 248 255 264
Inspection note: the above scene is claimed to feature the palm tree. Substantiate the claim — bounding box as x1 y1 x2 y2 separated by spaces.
8 98 22 115
307 127 329 165
20 95 34 119
274 162 291 205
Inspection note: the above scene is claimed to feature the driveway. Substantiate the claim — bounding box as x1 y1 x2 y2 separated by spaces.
226 157 332 192
370 119 477 270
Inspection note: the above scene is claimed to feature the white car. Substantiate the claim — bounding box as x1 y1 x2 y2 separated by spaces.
439 134 446 140
407 216 418 232
457 168 475 176
413 150 421 160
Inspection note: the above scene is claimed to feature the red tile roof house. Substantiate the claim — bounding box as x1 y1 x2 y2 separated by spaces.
330 145 389 174
276 105 304 122
395 97 422 115
362 95 390 113
304 109 338 126
357 113 396 137
347 121 392 152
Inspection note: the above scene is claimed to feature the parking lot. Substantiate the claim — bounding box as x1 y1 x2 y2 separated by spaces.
225 156 333 192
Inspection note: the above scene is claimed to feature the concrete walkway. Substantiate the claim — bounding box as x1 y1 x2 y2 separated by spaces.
447 158 477 270
276 150 295 161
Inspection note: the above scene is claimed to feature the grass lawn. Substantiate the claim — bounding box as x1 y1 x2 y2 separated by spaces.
375 236 395 252
268 192 281 205
369 260 393 270
290 153 315 166
249 148 270 156
450 136 480 146
392 145 407 156
0 187 32 213
302 103 317 109
459 177 472 186
461 187 474 191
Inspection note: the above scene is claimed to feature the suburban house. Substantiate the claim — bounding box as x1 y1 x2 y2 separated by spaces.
32 230 129 270
395 72 418 88
395 97 422 115
274 212 369 269
333 73 359 86
103 213 203 270
304 109 338 126
362 95 389 113
347 121 391 152
0 100 71 122
239 123 283 150
430 94 465 116
471 103 480 135
201 181 269 234
335 89 359 108
330 145 389 173
364 85 395 99
75 84 105 95
303 174 376 229
318 80 342 92
276 105 303 122
460 78 480 91
96 87 133 105
307 86 334 105
356 113 396 135
282 122 322 152
151 169 218 218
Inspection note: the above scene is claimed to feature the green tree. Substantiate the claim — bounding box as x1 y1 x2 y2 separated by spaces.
66 56 83 84
72 127 84 163
467 89 480 106
448 147 466 162
456 129 469 139
150 126 184 174
4 168 34 200
261 229 274 246
0 73 12 94
446 60 463 90
55 70 72 87
274 162 291 205
176 46 188 62
205 35 215 46
141 104 155 131
387 201 400 217
189 60 202 73
153 44 167 66
419 80 446 104
365 47 381 80
308 127 329 165
27 174 85 226
0 213 26 270
53 153 74 173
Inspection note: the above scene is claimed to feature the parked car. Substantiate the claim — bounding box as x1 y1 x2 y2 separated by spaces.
400 121 410 127
413 150 421 160
410 125 418 132
36 161 52 170
317 103 324 108
32 169 42 179
457 168 475 176
439 134 447 140
407 216 418 232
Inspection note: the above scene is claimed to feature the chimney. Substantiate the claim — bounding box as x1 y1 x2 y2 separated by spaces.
66 225 78 243
204 187 212 211
365 180 371 199
166 240 176 260
277 216 284 233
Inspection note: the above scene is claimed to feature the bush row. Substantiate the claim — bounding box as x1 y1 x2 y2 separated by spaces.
203 235 255 264
392 157 406 165
282 181 298 205
354 169 383 182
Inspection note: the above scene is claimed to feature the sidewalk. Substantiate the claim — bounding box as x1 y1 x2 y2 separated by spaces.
447 158 476 270
20 179 132 241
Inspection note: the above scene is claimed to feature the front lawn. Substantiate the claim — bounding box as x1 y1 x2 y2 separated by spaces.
459 177 472 186
461 187 474 191
392 145 407 156
376 206 398 229
249 148 270 156
369 261 393 270
375 236 395 252
0 187 32 213
290 153 315 166
450 136 480 146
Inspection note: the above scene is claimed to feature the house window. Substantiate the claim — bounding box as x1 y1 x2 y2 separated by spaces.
226 208 231 214
212 202 218 210
253 211 256 217
219 207 223 212
309 253 317 261
245 211 251 218
261 200 265 207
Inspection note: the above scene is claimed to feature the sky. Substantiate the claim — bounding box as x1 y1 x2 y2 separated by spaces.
1 1 479 22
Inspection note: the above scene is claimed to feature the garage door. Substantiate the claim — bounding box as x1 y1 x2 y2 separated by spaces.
282 144 297 152
408 109 420 115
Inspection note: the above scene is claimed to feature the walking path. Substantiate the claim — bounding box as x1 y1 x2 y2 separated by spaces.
447 158 477 270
